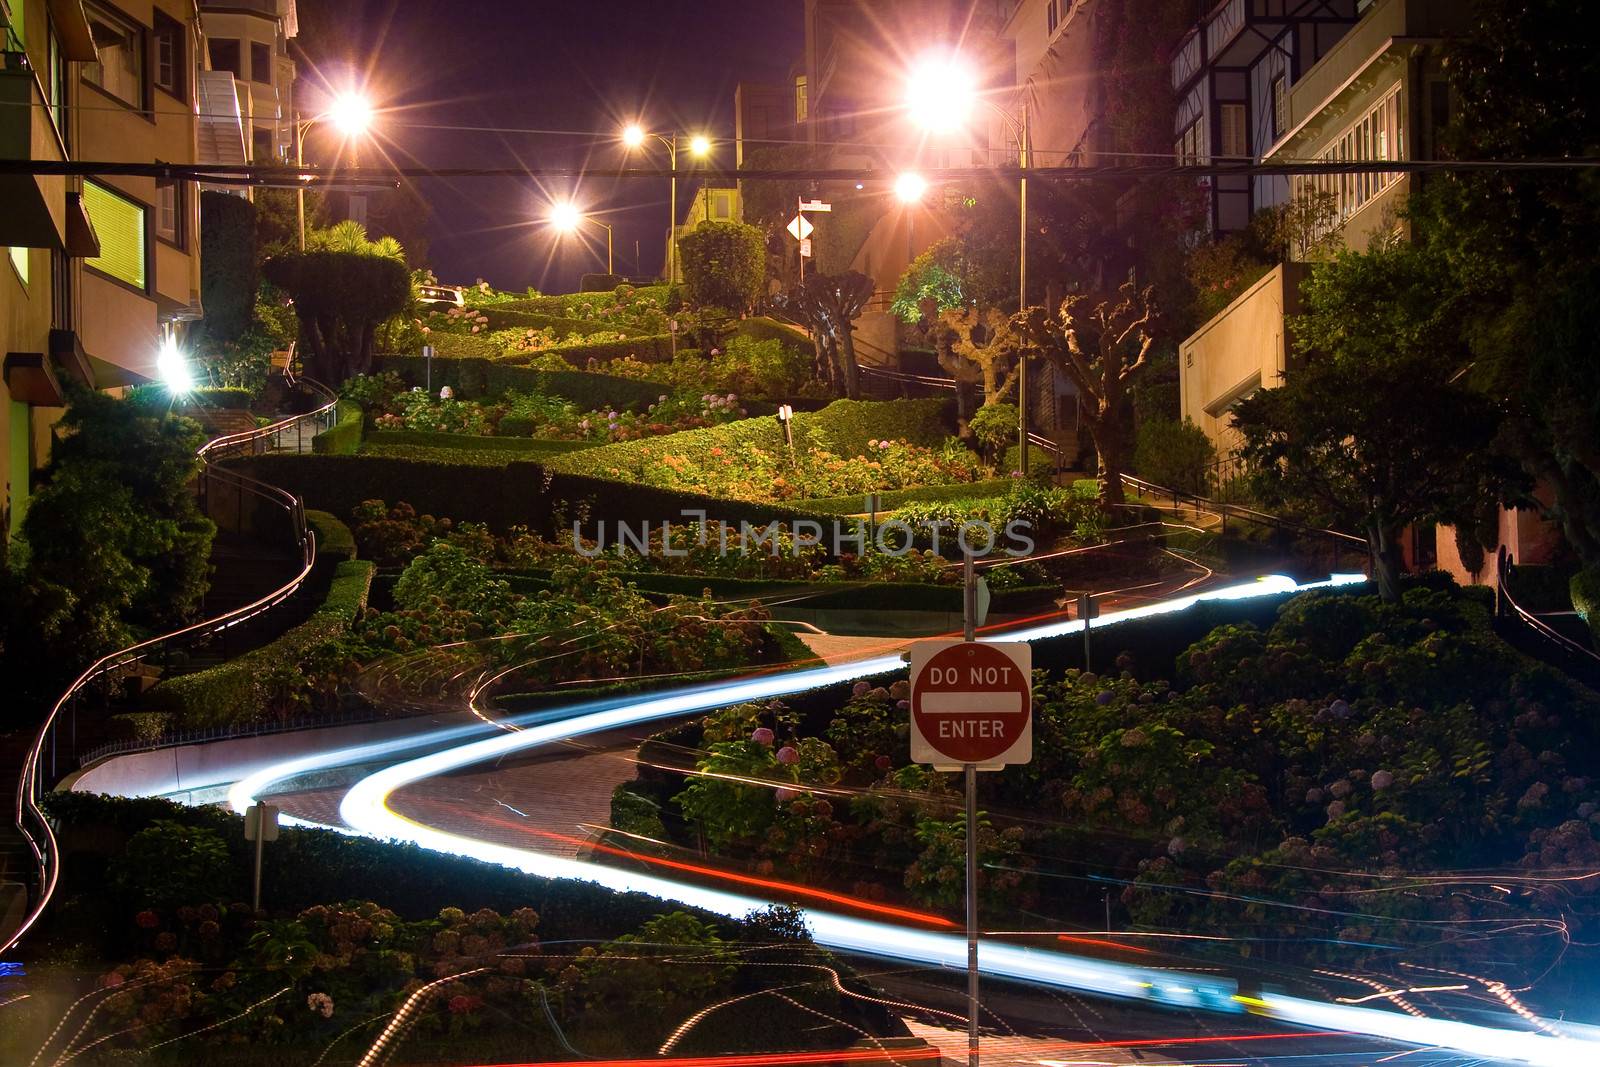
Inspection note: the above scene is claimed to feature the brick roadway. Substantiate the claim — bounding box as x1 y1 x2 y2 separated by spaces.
265 727 654 857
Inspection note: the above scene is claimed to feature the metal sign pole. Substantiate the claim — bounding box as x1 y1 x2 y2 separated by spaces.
962 551 979 1067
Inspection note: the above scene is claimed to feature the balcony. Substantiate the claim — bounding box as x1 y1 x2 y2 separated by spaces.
0 51 67 249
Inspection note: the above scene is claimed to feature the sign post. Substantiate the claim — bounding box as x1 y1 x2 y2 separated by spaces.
909 563 1031 1067
244 802 279 912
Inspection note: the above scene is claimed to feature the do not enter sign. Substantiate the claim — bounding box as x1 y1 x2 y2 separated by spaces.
909 641 1032 768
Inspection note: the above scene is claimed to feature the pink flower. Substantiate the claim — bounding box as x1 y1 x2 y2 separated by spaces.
750 727 775 745
135 910 160 929
776 745 799 764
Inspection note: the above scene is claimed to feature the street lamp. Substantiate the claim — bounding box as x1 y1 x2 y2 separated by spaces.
547 200 614 274
621 123 711 284
894 172 929 204
157 328 193 394
295 91 375 251
906 54 1032 475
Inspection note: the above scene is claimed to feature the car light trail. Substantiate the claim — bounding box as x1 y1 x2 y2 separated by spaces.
211 572 1596 1065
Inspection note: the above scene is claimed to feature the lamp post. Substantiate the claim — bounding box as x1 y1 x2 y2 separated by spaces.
548 200 614 274
907 58 1031 476
295 92 374 251
622 124 710 283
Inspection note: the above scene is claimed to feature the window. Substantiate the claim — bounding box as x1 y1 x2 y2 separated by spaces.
250 41 271 85
712 191 733 220
82 180 147 290
1220 103 1247 158
47 25 69 149
209 37 241 78
1047 0 1059 34
794 75 808 123
7 246 28 287
155 178 183 246
153 11 184 98
83 2 145 109
252 126 274 162
1271 74 1287 138
1175 119 1202 165
1292 85 1404 232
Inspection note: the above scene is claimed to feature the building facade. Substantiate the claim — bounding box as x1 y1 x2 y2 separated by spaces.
1 0 245 538
197 0 295 165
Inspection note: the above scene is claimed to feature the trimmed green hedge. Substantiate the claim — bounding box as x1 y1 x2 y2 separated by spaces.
491 286 673 317
357 443 533 467
476 307 627 337
422 332 504 359
312 399 364 455
183 387 255 411
736 316 812 354
364 430 594 455
794 477 1016 515
226 453 837 533
546 397 954 482
500 334 672 367
306 509 356 562
376 354 664 410
147 559 376 726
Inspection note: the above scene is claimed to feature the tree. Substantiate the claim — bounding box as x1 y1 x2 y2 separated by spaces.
199 191 258 344
262 234 410 384
935 306 1021 406
1014 281 1158 505
778 271 874 399
1231 244 1527 601
891 238 968 324
677 220 766 313
1409 0 1600 566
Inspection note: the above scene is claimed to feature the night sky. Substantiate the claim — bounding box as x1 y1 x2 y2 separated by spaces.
292 0 802 292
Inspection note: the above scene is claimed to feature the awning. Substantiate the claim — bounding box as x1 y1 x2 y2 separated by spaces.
65 191 100 258
4 352 65 407
49 328 93 388
48 0 99 62
88 354 152 390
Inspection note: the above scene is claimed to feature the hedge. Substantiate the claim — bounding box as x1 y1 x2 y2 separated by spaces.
198 191 257 344
793 477 1017 515
357 443 536 467
146 559 376 726
225 452 838 533
580 272 626 292
182 386 255 411
306 508 356 562
363 429 594 455
499 334 672 367
421 332 504 360
545 397 955 483
312 399 364 454
376 354 664 410
476 306 628 337
491 286 673 317
736 316 812 354
41 791 733 934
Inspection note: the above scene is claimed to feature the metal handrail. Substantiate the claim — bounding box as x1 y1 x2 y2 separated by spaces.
1497 548 1600 670
1119 471 1367 547
3 376 338 955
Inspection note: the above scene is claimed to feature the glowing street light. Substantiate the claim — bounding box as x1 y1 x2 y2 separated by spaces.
622 123 713 282
157 330 193 394
546 201 613 274
894 172 929 204
295 89 377 251
906 52 1034 475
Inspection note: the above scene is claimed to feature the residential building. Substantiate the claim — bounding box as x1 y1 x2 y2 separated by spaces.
1 0 242 538
1169 0 1360 235
733 80 793 167
197 0 296 166
1177 0 1550 584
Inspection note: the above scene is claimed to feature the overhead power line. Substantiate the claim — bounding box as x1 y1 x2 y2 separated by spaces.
2 158 1597 183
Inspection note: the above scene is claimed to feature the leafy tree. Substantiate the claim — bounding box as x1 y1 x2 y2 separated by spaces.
678 220 766 313
968 403 1020 465
890 238 966 324
4 387 213 692
1409 0 1600 566
1232 243 1526 600
1133 417 1215 495
778 271 875 399
262 237 411 384
199 191 258 344
1014 281 1159 505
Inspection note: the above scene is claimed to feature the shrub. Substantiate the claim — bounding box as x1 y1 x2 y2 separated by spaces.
376 353 666 410
1572 567 1600 642
890 237 966 323
678 220 765 312
967 402 1018 461
199 191 257 343
736 316 813 355
502 334 672 367
306 509 357 562
146 559 376 726
313 399 364 454
1133 417 1216 496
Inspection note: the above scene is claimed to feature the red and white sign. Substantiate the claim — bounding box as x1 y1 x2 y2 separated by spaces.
909 640 1032 768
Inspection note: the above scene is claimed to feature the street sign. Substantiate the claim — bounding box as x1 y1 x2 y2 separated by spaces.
799 199 833 212
244 803 279 842
786 215 814 240
799 238 813 258
909 640 1031 769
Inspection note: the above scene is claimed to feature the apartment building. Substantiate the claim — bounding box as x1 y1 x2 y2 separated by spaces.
197 0 294 165
1176 0 1554 582
1 0 247 538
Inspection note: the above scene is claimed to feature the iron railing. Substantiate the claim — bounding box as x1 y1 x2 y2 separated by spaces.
1119 471 1367 548
1496 548 1600 690
3 377 338 955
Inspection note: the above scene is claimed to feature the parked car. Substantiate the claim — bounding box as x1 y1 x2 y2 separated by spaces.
416 284 465 311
